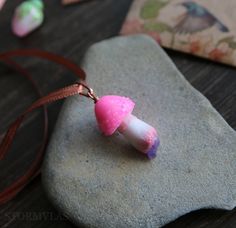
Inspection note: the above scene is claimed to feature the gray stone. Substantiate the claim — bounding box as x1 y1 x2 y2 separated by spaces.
42 35 236 228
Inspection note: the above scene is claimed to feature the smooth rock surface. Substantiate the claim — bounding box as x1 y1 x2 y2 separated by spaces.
42 35 236 228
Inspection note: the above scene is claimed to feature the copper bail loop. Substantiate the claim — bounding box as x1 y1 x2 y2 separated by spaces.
77 82 99 103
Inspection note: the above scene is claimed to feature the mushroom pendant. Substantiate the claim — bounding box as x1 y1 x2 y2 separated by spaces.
94 95 160 159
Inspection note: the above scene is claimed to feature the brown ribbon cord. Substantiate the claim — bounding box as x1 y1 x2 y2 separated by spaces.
0 49 88 204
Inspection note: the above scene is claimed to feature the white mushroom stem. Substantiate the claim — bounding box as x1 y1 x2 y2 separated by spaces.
117 114 159 158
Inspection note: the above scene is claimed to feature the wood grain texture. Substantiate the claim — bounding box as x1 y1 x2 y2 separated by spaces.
0 0 235 227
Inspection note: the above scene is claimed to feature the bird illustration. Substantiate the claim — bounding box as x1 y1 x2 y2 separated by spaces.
175 1 229 34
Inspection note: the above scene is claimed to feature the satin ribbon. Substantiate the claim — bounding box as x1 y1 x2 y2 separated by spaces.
0 49 87 204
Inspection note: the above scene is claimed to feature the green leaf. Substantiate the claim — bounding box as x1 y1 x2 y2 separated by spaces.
179 41 189 45
228 42 236 50
217 36 234 45
140 0 168 19
217 36 236 50
144 22 172 33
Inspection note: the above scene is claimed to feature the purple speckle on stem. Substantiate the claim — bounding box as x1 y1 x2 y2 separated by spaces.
147 137 160 159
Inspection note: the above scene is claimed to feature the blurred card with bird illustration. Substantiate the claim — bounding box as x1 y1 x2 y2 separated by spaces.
121 0 236 66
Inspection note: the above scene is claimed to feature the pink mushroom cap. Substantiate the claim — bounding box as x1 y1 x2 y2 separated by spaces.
95 95 135 136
